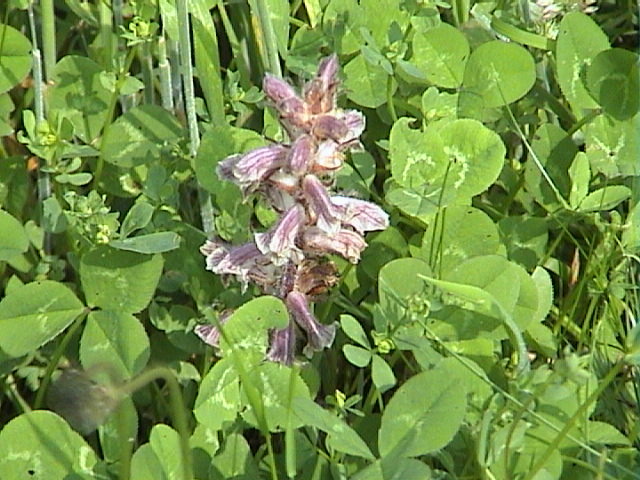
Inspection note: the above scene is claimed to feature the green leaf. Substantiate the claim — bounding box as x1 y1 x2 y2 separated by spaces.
0 280 85 357
378 360 467 457
219 296 289 357
194 358 241 431
80 310 150 381
190 0 225 125
292 396 375 459
101 105 184 168
585 114 639 177
578 185 631 212
0 209 28 262
378 258 432 327
586 48 639 121
340 314 370 348
120 201 155 238
0 410 98 479
48 56 112 142
322 0 361 55
556 12 609 111
80 247 163 313
343 54 395 108
210 433 260 480
411 23 469 88
461 40 535 108
498 216 548 270
389 118 506 210
241 363 311 432
371 354 396 392
0 24 31 95
568 152 590 209
622 203 640 253
352 457 433 480
419 205 504 273
131 425 184 480
343 345 372 367
109 232 181 254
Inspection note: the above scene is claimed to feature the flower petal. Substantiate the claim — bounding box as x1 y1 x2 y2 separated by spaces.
263 74 298 105
312 115 349 143
302 227 367 263
303 174 341 233
286 291 336 356
312 140 344 172
331 196 390 233
266 323 296 365
255 205 304 265
288 134 314 175
232 145 288 184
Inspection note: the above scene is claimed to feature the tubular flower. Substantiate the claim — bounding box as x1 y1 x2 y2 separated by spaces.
198 55 389 364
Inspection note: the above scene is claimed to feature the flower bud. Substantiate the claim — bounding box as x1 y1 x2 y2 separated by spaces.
288 135 315 175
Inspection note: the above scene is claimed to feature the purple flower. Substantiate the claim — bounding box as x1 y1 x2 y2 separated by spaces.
266 323 296 365
312 140 344 172
286 291 336 357
263 74 300 106
304 54 339 114
202 240 276 291
200 55 388 364
303 174 341 233
302 227 367 263
228 145 288 187
255 205 304 265
331 196 390 234
288 134 314 175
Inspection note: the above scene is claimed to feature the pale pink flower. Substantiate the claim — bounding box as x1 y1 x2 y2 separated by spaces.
302 227 367 263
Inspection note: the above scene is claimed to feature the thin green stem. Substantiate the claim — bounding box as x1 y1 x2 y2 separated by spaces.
565 108 602 138
40 0 56 81
248 0 282 76
120 367 193 480
158 35 175 111
33 309 90 409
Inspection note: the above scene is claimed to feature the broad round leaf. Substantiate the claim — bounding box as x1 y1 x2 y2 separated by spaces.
0 280 84 357
101 105 184 168
419 205 503 273
435 119 506 200
0 410 98 479
80 247 163 313
241 362 311 432
556 12 609 110
80 310 150 380
343 54 395 108
378 361 467 457
218 296 289 356
586 48 639 121
412 23 469 88
0 25 31 95
0 209 29 262
462 40 535 108
48 56 112 142
194 358 241 431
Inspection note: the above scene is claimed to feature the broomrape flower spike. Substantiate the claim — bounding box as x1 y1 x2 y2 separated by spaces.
198 55 389 364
